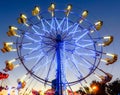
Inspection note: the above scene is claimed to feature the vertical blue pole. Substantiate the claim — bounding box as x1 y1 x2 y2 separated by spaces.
55 35 63 95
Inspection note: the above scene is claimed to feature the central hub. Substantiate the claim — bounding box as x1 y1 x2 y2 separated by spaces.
56 34 62 42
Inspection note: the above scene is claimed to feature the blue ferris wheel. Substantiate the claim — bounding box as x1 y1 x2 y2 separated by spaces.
1 3 117 95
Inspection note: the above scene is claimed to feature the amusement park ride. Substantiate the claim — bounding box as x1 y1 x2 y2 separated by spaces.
0 3 118 95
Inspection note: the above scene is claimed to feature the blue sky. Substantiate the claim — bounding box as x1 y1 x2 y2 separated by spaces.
0 0 120 91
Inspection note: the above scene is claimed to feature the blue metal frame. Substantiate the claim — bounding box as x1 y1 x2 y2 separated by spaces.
15 9 103 94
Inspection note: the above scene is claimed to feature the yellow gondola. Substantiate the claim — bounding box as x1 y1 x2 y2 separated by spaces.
18 14 29 26
5 61 14 71
94 20 103 31
101 54 118 65
7 26 19 37
99 73 113 84
48 3 55 17
32 6 40 16
1 45 13 53
79 10 88 23
65 4 72 17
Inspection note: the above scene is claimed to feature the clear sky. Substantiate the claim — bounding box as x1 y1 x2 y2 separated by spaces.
0 0 120 94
